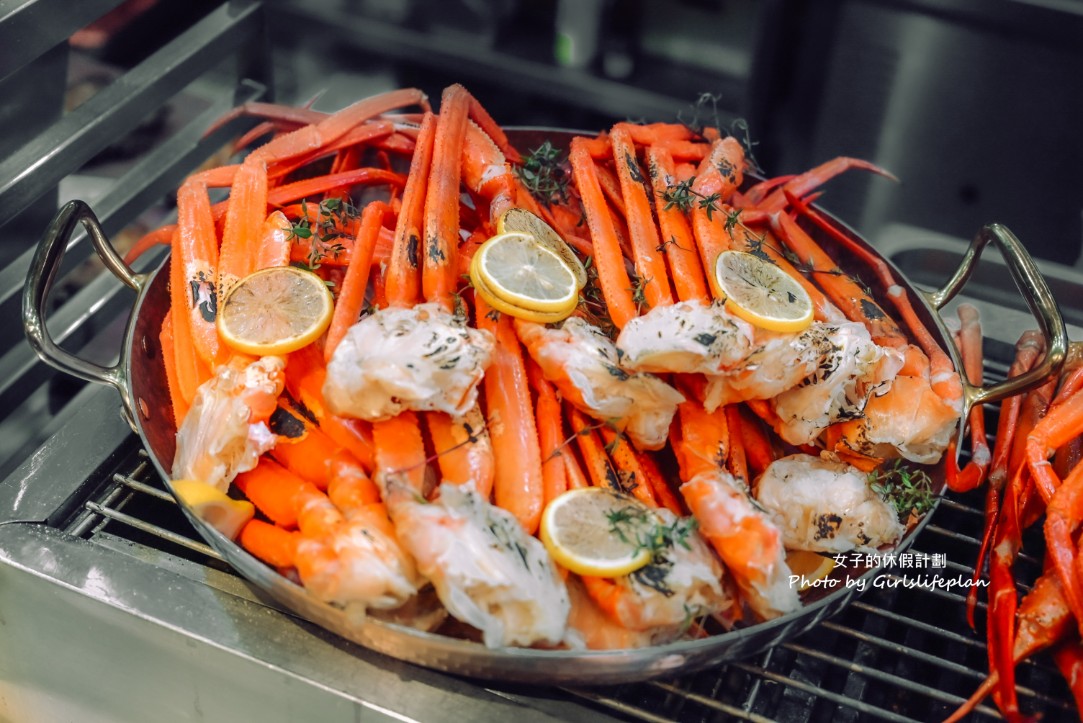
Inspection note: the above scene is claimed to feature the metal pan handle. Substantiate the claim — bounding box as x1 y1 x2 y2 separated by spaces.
22 200 147 420
924 223 1068 406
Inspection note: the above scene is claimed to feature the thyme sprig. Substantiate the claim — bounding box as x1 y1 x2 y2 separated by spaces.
677 92 762 172
629 272 651 313
869 460 936 520
288 197 358 271
658 176 729 221
605 505 699 562
516 140 569 206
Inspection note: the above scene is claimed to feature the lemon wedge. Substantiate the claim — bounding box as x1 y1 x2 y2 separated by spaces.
470 253 573 324
217 266 333 356
713 250 814 333
539 487 655 577
171 479 255 540
496 208 587 289
468 233 578 323
473 231 579 313
785 549 837 591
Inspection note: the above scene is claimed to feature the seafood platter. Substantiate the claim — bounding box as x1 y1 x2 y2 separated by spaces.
23 83 1083 720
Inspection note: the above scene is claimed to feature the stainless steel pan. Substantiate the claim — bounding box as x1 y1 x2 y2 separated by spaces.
23 129 1069 684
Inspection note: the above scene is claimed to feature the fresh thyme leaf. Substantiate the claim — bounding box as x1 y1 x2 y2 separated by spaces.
723 208 742 234
660 177 697 213
288 196 362 272
516 140 569 205
659 177 722 220
677 92 724 137
605 506 699 562
698 192 722 219
629 273 651 313
869 460 936 519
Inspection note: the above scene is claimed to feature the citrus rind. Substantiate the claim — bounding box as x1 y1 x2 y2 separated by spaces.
469 249 577 324
474 231 579 313
171 478 255 540
713 250 814 333
785 549 837 591
217 266 334 356
496 207 588 290
539 487 655 578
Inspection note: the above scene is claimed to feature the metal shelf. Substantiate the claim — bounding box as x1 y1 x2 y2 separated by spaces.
0 0 124 84
273 0 744 125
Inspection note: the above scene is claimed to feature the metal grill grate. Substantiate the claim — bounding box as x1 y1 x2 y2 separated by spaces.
62 419 1076 722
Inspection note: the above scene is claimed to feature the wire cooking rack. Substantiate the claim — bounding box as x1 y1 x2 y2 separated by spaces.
62 412 1075 722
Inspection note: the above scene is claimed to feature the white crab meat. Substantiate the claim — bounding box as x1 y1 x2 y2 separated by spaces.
384 481 570 648
681 469 800 620
323 303 494 421
516 317 684 450
755 454 905 555
172 356 285 492
615 300 755 374
703 321 846 412
771 322 905 446
601 507 733 633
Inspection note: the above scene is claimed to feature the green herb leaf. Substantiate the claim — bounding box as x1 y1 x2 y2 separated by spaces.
516 140 569 206
869 460 936 520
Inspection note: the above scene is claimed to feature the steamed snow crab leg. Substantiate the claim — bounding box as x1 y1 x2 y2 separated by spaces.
386 112 436 308
947 303 991 493
371 411 428 493
236 456 425 612
755 156 896 213
526 359 569 506
769 210 904 348
217 158 270 305
947 569 1075 722
680 469 800 619
423 86 471 310
609 125 675 309
689 137 746 280
324 201 389 361
158 311 188 427
672 393 731 483
782 189 946 359
424 407 495 497
476 296 545 533
965 331 1045 629
645 144 710 303
569 136 638 328
1032 393 1083 634
167 227 211 403
174 173 227 366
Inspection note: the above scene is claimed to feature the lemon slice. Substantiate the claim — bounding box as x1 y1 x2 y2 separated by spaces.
496 208 587 289
785 550 837 591
473 231 579 313
469 246 577 324
171 479 255 540
539 487 655 577
713 250 814 333
218 266 333 356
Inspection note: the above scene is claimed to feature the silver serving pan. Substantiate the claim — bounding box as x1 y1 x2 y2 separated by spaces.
22 129 1068 684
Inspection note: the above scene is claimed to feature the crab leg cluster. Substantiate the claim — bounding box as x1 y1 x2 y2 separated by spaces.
148 84 970 653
